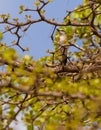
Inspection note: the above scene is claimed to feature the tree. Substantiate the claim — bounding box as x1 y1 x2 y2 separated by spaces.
0 0 101 129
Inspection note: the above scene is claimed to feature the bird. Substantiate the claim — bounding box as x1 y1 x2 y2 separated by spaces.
56 29 68 66
57 29 68 45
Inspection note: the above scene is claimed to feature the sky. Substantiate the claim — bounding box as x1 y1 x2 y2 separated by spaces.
0 0 83 129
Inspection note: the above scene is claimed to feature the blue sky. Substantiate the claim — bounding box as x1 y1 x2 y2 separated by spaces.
0 0 83 129
0 0 83 60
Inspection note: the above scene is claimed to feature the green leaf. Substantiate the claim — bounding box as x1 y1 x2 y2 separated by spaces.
34 0 40 7
19 5 25 11
48 0 53 2
2 48 16 62
27 125 33 130
13 18 19 22
0 32 3 40
19 5 25 14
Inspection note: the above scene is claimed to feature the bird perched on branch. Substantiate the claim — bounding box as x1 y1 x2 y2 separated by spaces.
57 29 68 45
57 29 68 66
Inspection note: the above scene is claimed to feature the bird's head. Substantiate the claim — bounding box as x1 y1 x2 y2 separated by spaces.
56 29 68 44
57 29 66 35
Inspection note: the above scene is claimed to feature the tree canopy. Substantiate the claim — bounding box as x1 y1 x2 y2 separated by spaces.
0 0 101 130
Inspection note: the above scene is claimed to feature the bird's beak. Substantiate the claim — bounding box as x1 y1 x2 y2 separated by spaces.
56 29 60 32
